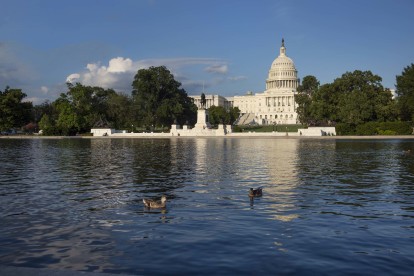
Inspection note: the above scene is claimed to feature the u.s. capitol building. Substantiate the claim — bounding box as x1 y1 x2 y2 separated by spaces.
190 39 299 125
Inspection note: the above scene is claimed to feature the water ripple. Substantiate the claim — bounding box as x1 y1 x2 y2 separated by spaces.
1 138 414 274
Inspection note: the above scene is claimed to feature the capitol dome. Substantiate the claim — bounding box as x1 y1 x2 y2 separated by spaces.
266 39 299 91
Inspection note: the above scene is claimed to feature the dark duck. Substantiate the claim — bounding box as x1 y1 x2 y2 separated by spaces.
249 187 263 197
143 195 167 208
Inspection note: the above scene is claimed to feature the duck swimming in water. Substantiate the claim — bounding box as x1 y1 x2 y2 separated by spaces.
143 195 167 208
249 187 263 197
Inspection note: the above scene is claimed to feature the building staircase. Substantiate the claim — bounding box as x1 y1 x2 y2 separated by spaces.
235 113 256 125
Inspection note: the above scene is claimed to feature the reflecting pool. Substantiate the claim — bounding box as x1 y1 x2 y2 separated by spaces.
0 138 414 275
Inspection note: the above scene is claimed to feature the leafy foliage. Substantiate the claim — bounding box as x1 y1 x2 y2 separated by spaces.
335 123 356 135
208 106 240 126
295 75 319 125
338 121 412 135
396 63 414 121
0 87 33 131
308 70 397 126
38 114 55 135
132 66 196 127
42 84 119 135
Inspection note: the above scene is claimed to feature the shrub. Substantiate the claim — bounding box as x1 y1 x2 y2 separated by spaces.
232 126 242 132
356 122 378 135
378 129 396 135
378 121 412 135
336 123 356 135
354 121 412 136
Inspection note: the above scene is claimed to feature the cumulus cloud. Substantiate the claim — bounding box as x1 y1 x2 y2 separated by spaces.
107 57 134 72
66 57 231 92
66 73 80 83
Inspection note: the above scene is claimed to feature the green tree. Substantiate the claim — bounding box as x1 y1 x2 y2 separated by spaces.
106 93 134 130
338 89 373 125
208 106 240 126
38 114 55 135
132 66 196 127
396 63 414 121
308 70 397 126
41 83 121 135
228 106 240 124
0 86 33 131
53 93 79 135
298 75 320 95
374 88 398 122
208 106 229 126
296 75 319 125
33 100 55 123
66 83 117 131
309 83 339 125
335 70 395 125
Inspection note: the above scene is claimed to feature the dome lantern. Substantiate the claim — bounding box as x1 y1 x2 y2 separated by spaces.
266 38 299 91
280 38 286 56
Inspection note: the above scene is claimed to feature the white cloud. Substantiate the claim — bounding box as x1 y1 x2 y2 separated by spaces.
66 73 80 83
40 86 49 94
66 57 231 92
23 97 41 103
205 64 228 74
228 76 247 81
107 57 134 73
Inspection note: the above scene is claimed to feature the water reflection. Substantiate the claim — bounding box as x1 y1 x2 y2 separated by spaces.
262 139 300 221
1 138 414 275
295 139 414 220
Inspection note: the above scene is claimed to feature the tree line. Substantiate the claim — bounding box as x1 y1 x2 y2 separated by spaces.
295 64 414 135
1 64 414 135
0 66 240 135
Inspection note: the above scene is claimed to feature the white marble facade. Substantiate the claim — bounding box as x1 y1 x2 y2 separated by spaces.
190 39 299 125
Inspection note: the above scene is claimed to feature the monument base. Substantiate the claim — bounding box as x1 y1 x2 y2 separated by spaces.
193 108 211 129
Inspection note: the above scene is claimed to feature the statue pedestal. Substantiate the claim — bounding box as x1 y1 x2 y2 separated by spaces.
193 108 211 130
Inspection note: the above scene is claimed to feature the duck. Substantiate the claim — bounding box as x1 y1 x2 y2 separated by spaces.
249 187 263 197
143 195 167 208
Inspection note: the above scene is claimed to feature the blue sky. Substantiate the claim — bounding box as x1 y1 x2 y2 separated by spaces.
1 0 413 104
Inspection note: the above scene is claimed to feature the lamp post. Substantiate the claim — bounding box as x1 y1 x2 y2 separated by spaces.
131 124 134 133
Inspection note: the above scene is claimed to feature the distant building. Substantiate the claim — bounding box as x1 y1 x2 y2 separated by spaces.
191 94 233 110
189 39 300 125
390 89 397 99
